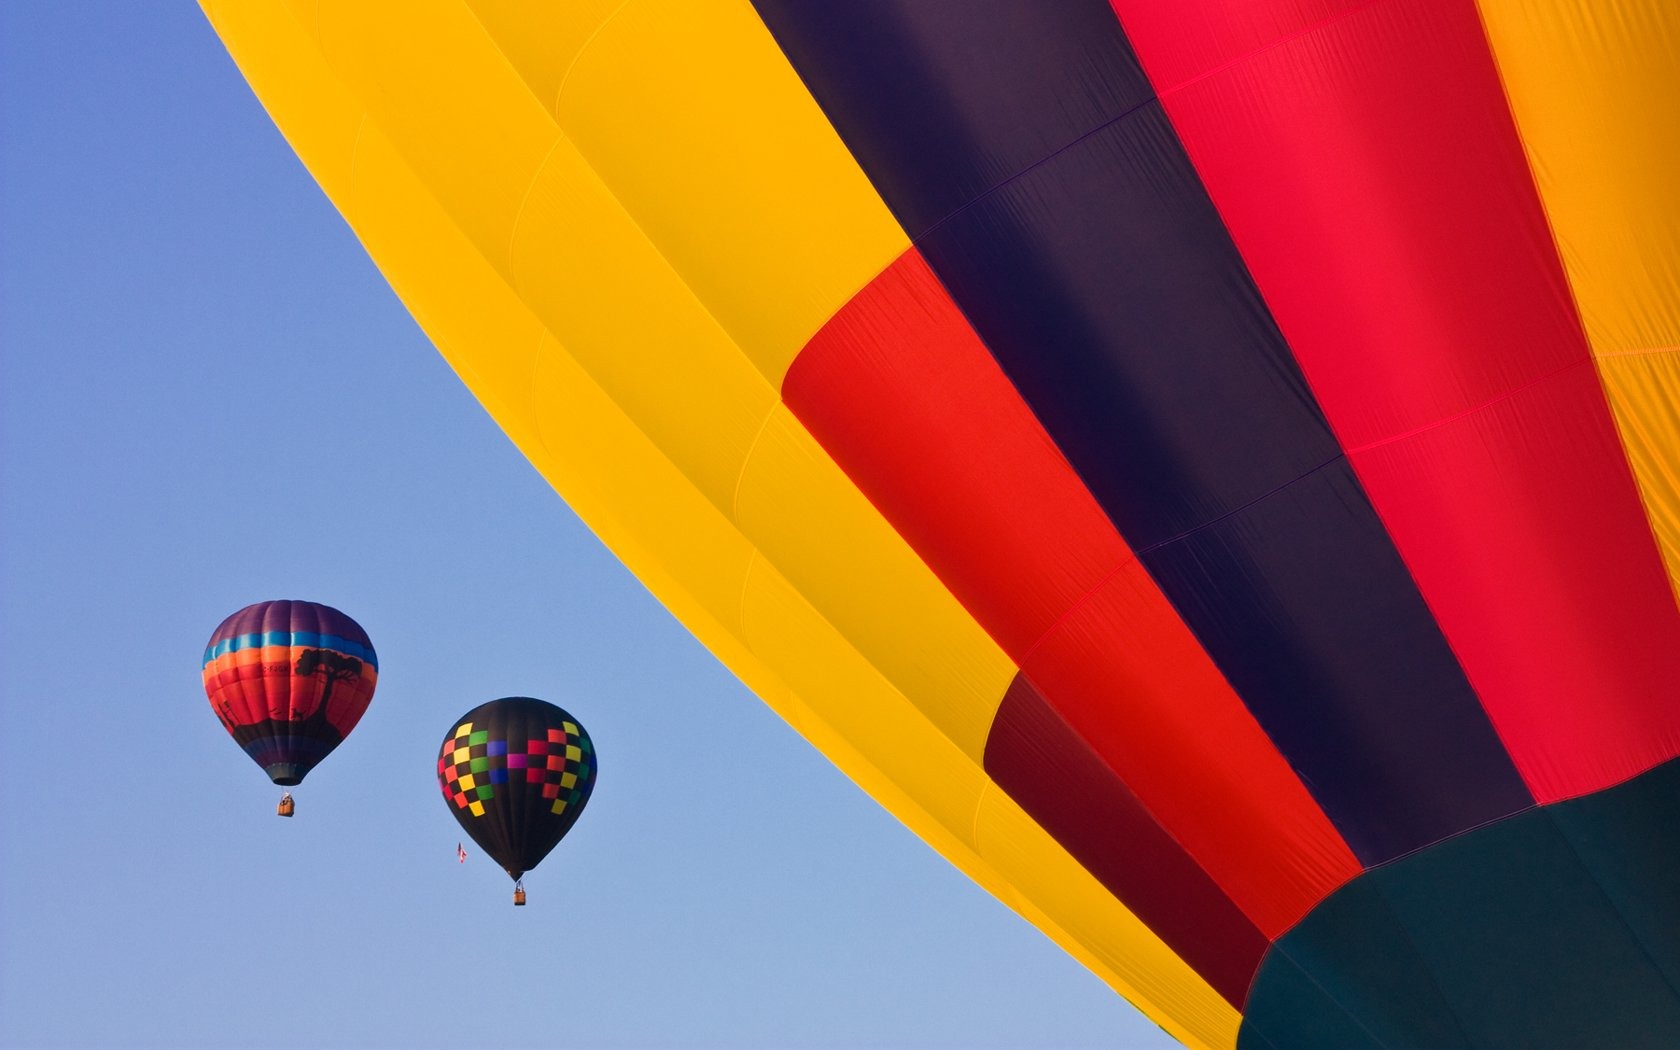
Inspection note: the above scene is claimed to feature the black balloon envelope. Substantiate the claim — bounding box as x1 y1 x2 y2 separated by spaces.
437 697 596 900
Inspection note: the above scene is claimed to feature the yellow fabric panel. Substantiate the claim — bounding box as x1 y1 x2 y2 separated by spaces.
510 138 1008 755
975 793 1241 1049
335 128 547 454
462 0 626 114
312 0 558 268
530 328 760 639
741 561 1238 1050
739 407 1012 760
511 132 776 511
200 2 1240 1044
547 0 909 379
459 0 907 381
293 0 1007 759
1595 356 1680 576
275 0 320 46
739 555 996 842
306 0 906 389
1476 1 1680 591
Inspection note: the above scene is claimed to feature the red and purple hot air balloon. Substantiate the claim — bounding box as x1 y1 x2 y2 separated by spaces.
202 600 377 811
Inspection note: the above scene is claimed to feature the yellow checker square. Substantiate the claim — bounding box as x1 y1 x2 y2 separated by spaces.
455 722 473 737
562 721 577 735
459 773 476 790
551 798 568 815
560 771 577 788
469 801 485 817
565 744 582 761
453 747 470 763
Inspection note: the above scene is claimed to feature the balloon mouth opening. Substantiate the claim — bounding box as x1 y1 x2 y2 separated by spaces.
266 765 306 787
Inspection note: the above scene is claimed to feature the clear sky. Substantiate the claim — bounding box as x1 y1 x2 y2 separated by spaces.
0 5 1175 1048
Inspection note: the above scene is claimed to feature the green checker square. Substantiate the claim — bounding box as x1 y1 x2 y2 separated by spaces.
576 762 591 779
470 756 489 773
475 784 494 801
469 730 489 746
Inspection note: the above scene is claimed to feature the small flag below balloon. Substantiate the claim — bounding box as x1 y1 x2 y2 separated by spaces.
457 842 467 864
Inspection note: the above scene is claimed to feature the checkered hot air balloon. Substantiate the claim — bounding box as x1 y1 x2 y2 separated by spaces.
437 697 596 904
202 600 376 811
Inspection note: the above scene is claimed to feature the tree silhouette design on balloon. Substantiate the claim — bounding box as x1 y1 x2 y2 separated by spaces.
203 600 378 806
294 648 362 735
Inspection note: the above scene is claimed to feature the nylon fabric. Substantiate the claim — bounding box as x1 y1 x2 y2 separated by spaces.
785 248 1359 939
1240 759 1680 1048
197 3 1239 1043
985 676 1270 1007
1109 0 1680 804
1474 3 1680 353
278 0 1012 764
1475 0 1680 767
201 0 1680 1045
755 0 1531 865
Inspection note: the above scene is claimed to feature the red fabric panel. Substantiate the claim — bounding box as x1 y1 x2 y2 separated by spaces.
783 249 1359 936
790 257 1125 658
1015 557 1359 936
1349 365 1680 794
1110 0 1680 800
985 675 1269 1007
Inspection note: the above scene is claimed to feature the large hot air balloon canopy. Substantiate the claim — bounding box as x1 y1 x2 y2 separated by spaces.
202 2 1680 1046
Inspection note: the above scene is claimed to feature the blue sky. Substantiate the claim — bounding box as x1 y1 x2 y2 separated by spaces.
0 5 1175 1048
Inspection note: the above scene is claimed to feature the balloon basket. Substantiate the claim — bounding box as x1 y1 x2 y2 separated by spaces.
513 882 526 907
277 794 295 818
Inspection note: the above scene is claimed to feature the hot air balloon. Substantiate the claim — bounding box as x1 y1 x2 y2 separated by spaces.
437 697 596 904
202 599 377 815
202 2 1680 1045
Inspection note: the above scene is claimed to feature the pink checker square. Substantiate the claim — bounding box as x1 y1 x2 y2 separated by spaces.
506 753 528 769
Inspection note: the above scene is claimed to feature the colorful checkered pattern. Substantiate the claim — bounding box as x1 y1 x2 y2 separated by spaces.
436 719 595 818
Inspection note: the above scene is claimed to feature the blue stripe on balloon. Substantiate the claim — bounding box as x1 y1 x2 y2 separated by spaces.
203 631 378 670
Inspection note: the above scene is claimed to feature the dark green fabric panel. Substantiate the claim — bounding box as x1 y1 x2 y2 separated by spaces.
1548 758 1680 995
1241 759 1680 1049
1240 878 1470 1049
1368 807 1680 1047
